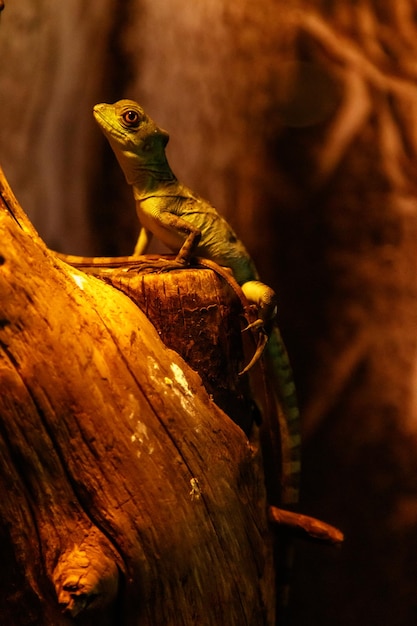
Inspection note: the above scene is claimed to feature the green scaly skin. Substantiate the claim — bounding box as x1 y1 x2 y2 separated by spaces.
93 99 300 504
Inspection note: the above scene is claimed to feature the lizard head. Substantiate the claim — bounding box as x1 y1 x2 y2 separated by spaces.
93 99 172 185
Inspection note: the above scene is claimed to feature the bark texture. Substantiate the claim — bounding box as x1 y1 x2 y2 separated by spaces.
1 1 417 624
0 168 275 625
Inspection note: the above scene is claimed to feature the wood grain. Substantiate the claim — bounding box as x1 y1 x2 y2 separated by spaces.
0 167 275 625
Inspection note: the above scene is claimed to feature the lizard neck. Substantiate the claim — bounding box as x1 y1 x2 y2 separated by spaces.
132 169 184 201
130 165 177 198
108 138 177 195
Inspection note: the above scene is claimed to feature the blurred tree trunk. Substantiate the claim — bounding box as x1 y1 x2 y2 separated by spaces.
1 0 417 625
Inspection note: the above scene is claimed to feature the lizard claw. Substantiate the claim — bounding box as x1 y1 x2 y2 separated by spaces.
241 317 265 333
238 327 268 375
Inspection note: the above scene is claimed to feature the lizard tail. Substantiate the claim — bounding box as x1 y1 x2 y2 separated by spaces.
247 325 301 621
261 326 301 507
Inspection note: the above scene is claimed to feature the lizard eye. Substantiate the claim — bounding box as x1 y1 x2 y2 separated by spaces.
122 110 140 127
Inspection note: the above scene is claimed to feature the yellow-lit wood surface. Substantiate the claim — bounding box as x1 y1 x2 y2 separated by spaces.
0 167 275 625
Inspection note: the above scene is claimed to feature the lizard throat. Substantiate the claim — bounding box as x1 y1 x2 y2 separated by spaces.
129 165 177 195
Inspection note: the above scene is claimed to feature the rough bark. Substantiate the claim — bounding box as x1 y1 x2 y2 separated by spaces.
0 168 275 625
2 1 417 625
96 263 256 434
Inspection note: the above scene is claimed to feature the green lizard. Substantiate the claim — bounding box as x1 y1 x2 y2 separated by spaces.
94 101 277 331
90 99 300 505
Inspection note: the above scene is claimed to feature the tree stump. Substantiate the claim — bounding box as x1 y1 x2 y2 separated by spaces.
80 259 257 436
0 167 276 625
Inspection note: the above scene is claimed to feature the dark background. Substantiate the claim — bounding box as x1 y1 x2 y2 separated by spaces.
1 1 417 624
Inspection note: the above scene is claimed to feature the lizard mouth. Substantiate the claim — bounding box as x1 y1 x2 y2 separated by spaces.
93 105 131 145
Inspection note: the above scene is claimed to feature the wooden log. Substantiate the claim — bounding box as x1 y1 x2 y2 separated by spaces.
0 167 275 625
76 259 258 435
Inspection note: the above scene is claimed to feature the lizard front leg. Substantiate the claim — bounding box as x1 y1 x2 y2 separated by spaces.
159 212 201 265
128 210 202 273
